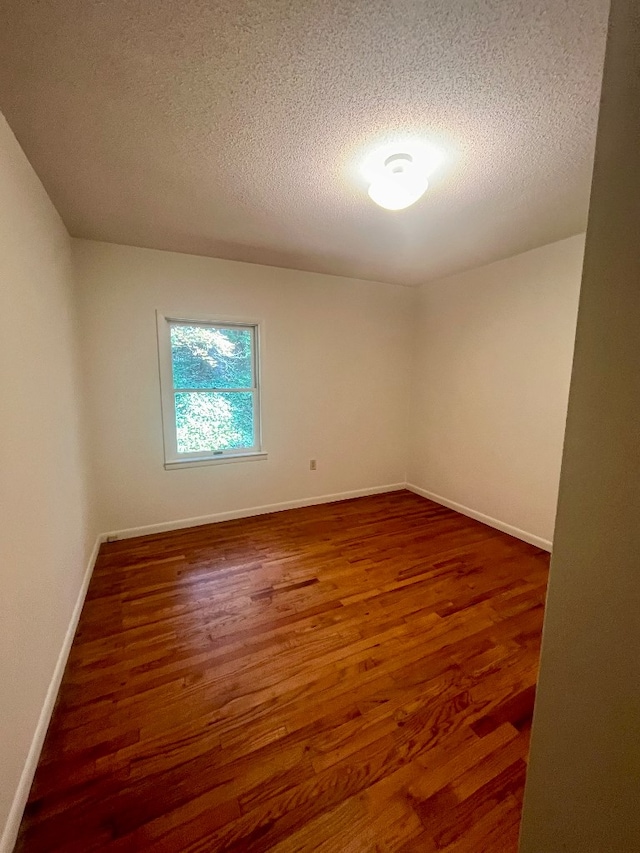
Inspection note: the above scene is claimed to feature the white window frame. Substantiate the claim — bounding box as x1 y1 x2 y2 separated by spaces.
156 312 267 469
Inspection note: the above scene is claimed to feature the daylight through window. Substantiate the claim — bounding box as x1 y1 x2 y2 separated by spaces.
158 316 262 466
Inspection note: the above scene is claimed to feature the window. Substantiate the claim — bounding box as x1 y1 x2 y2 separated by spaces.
157 314 265 468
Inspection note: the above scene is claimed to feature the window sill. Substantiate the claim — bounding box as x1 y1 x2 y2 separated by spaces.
164 452 268 470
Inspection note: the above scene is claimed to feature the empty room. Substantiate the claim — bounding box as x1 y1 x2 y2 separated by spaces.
2 1 640 851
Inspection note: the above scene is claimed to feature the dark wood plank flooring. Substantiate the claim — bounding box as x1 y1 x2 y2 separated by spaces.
16 490 549 852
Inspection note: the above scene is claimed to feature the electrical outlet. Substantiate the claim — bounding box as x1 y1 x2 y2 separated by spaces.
309 459 317 471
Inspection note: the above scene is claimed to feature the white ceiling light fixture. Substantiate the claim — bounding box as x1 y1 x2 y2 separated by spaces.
361 140 444 211
367 153 428 210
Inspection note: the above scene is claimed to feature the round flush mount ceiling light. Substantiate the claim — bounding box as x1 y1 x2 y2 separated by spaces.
361 140 444 211
367 153 428 211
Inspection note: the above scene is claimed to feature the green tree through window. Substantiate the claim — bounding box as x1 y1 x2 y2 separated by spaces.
169 323 258 454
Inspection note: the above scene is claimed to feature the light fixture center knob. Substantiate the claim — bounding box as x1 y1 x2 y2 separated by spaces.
384 153 413 174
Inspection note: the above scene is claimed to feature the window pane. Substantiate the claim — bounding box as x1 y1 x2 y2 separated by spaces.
175 391 254 453
170 325 252 389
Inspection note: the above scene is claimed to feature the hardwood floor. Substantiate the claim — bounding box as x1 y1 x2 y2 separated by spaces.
16 490 549 852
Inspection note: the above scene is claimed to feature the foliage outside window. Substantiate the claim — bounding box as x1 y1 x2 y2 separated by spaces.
157 316 262 466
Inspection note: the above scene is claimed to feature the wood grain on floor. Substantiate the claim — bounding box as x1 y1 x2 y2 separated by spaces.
16 490 549 852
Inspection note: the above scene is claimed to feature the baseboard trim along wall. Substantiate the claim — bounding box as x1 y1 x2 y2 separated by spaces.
405 483 553 552
0 536 103 853
102 483 407 541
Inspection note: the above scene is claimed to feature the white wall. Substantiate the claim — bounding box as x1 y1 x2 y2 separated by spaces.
407 235 585 548
521 1 640 848
0 115 95 847
74 234 584 544
73 239 412 534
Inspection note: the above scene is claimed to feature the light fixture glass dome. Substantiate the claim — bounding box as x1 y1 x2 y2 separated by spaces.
367 153 429 210
360 139 445 211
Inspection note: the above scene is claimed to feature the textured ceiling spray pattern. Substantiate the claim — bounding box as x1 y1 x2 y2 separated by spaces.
0 0 609 285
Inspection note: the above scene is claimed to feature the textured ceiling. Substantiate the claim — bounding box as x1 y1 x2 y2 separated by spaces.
0 0 609 286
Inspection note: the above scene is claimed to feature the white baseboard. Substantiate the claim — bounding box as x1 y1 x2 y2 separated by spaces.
102 483 407 541
0 535 102 853
405 483 552 552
